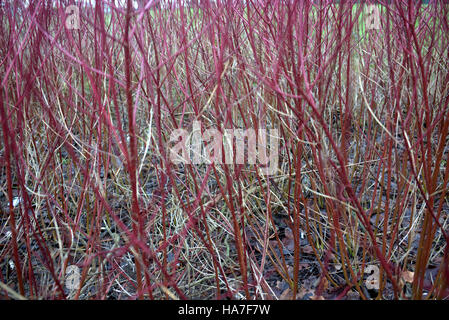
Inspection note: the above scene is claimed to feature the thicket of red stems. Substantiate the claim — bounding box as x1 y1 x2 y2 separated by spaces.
0 0 448 299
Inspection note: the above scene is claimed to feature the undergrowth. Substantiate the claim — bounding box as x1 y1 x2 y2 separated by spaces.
0 0 448 300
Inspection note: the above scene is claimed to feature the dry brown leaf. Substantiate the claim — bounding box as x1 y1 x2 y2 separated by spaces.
296 287 309 300
279 288 292 300
320 277 329 291
302 245 314 254
345 291 360 300
276 280 284 290
284 227 293 239
401 270 414 283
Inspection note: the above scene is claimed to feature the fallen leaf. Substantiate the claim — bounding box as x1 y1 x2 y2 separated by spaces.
302 245 314 254
345 290 360 300
296 287 309 299
279 288 292 300
282 237 295 253
402 270 414 283
284 227 293 239
276 281 283 290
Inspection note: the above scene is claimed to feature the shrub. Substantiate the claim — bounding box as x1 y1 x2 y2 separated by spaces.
0 0 448 300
